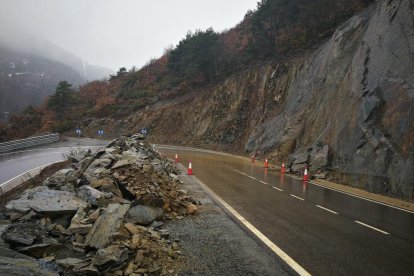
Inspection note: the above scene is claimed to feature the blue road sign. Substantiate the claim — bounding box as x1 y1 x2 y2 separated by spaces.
76 129 82 134
98 130 104 135
141 127 149 135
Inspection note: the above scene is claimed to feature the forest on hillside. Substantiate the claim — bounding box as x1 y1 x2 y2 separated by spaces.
0 0 374 141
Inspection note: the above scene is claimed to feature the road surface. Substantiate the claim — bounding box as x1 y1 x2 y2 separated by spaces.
2 142 413 275
0 144 101 187
158 146 414 276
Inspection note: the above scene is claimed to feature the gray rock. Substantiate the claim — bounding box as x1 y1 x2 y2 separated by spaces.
92 244 129 269
125 205 163 226
111 159 133 170
16 239 65 258
77 185 109 206
56 258 84 269
310 144 330 171
2 222 45 246
84 203 130 249
0 249 58 275
42 169 76 189
68 209 93 235
27 189 87 215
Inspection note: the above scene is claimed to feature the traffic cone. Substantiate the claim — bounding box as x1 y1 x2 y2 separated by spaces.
251 155 255 163
303 168 309 181
175 154 179 163
187 162 193 175
264 159 269 168
281 163 286 174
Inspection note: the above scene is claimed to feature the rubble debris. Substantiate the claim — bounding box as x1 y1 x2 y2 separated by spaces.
0 133 198 275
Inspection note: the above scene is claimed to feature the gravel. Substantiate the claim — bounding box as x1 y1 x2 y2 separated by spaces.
165 173 290 275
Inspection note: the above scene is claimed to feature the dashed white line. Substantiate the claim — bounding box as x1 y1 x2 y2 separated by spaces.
316 205 338 214
272 187 283 192
248 176 257 180
260 180 269 185
290 194 305 201
194 177 311 276
355 220 389 235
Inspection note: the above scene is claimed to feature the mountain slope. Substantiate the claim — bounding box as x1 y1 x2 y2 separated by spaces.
0 35 113 118
2 0 413 199
106 0 414 199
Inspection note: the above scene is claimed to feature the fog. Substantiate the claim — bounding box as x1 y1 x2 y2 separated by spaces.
0 0 258 71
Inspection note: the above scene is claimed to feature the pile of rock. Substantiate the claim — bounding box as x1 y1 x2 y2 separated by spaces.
0 133 198 275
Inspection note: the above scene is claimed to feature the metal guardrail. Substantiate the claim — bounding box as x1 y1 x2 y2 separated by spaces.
0 133 60 154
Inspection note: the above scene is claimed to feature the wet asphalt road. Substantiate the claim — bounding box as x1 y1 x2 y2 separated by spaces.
158 147 414 276
2 142 414 275
0 144 101 185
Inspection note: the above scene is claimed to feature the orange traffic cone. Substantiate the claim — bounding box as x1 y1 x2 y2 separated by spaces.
187 162 193 175
281 163 285 174
251 155 255 163
175 154 179 163
303 168 309 181
264 159 269 168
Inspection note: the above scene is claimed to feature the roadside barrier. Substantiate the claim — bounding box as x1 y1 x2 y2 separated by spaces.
0 133 59 154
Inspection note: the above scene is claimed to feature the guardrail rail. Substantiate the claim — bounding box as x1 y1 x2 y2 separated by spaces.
0 133 60 154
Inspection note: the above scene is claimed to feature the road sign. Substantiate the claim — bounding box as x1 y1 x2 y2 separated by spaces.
76 129 81 134
141 127 149 135
98 130 104 135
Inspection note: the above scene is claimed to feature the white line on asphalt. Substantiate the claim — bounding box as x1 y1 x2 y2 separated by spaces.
0 160 63 187
193 176 311 276
354 220 389 235
308 180 414 215
158 145 414 215
248 176 256 180
272 187 283 191
290 194 305 201
316 205 338 214
260 180 269 185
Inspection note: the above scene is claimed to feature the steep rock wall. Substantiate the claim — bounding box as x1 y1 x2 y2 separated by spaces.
87 0 414 199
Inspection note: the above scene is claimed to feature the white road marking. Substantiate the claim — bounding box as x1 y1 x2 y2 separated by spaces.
290 194 305 201
273 187 283 192
0 160 63 187
260 180 269 185
316 205 338 214
248 176 256 180
193 176 311 276
308 180 414 215
355 220 389 235
158 145 414 214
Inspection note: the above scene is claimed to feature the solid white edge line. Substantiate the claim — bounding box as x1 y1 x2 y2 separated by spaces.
308 180 414 214
273 187 283 191
158 145 414 215
316 205 338 215
0 160 63 187
354 220 389 235
193 176 311 276
290 194 305 201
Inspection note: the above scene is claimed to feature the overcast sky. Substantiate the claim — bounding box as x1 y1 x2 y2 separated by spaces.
0 0 258 71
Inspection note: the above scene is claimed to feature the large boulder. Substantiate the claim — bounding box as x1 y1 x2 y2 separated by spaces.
124 205 163 226
0 247 58 275
42 169 76 190
84 203 130 249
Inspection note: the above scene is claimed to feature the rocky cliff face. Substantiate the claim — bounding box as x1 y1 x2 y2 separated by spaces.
86 0 414 199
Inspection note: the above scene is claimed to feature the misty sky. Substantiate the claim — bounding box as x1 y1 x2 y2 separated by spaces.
0 0 258 71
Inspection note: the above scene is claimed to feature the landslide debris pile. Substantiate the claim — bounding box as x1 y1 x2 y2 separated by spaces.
0 134 199 275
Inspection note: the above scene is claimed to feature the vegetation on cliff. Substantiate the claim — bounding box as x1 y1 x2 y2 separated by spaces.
0 0 374 141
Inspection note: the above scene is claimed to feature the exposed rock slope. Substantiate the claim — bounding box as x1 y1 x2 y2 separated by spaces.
98 0 414 199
